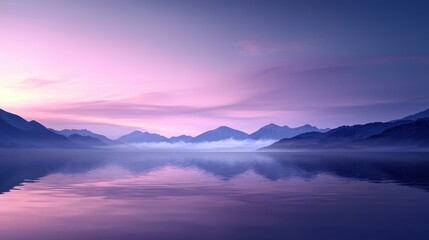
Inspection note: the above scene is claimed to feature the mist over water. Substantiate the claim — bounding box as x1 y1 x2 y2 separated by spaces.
114 139 277 152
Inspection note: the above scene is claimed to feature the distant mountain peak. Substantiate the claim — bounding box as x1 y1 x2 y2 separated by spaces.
264 123 281 129
215 126 234 130
169 135 193 143
175 134 191 137
117 130 168 143
128 131 162 136
249 123 327 140
192 126 248 142
130 130 144 134
64 128 91 132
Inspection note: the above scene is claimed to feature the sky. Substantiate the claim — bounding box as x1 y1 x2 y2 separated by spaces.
0 0 429 138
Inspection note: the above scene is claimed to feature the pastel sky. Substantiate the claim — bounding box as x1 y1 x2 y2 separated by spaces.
1 0 429 138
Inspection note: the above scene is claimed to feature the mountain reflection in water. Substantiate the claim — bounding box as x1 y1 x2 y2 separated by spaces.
0 150 428 240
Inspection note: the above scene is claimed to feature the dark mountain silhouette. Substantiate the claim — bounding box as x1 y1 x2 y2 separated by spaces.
0 109 75 148
324 121 411 140
118 131 169 143
0 109 41 131
169 135 193 143
264 119 418 150
264 109 429 150
68 134 107 147
52 129 118 145
191 126 249 142
249 123 329 140
364 118 429 147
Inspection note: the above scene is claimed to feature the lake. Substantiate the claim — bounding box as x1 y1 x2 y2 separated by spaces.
0 150 428 240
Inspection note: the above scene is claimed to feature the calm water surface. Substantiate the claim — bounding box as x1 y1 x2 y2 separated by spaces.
0 150 428 240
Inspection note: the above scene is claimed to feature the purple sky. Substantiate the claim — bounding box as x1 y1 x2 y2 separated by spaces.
1 0 429 138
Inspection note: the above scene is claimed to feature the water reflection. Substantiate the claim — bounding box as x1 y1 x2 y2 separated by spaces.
1 150 429 194
0 150 428 240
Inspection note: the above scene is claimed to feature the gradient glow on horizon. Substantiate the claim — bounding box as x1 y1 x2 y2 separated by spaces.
1 0 429 138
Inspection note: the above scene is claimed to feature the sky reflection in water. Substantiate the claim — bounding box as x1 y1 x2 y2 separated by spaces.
0 150 428 240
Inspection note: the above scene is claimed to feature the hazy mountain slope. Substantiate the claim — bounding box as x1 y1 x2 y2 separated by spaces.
0 109 37 131
52 129 118 145
68 134 107 147
264 120 413 150
400 108 429 121
249 123 329 140
118 131 169 143
169 135 193 143
0 118 22 140
365 118 429 147
325 121 410 140
0 109 74 148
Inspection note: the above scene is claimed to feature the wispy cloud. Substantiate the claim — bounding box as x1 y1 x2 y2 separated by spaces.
40 99 271 123
13 53 429 137
238 40 313 56
11 78 66 89
235 55 429 124
19 95 289 138
239 41 265 56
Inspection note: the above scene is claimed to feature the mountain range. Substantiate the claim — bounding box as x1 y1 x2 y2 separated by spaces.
116 124 329 144
117 131 169 143
51 129 119 145
1 107 428 149
264 108 429 150
249 123 329 140
0 108 329 147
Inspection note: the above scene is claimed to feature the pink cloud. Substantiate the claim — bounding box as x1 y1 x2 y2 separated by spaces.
12 78 65 89
238 41 264 56
238 40 313 56
11 95 287 138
